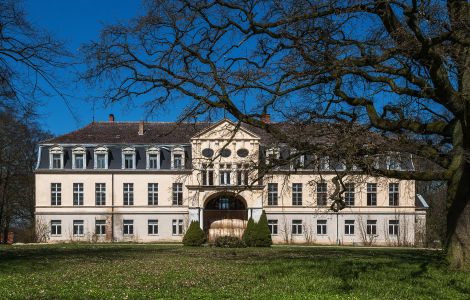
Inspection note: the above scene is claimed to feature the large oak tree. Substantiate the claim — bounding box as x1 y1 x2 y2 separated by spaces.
83 0 470 268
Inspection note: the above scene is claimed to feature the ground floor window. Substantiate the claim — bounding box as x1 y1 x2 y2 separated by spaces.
123 220 134 235
292 220 302 235
345 220 355 235
317 219 327 235
366 220 377 235
268 220 278 235
51 220 61 236
148 219 159 235
95 220 106 235
172 219 183 235
389 220 399 235
73 220 84 236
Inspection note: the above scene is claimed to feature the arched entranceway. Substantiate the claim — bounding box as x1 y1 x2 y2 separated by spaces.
203 193 248 231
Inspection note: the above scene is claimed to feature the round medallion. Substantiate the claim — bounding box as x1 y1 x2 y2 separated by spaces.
220 148 231 157
202 148 214 158
237 148 249 157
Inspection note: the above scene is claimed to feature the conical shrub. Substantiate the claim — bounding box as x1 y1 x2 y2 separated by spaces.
183 221 206 246
243 217 256 246
253 211 272 247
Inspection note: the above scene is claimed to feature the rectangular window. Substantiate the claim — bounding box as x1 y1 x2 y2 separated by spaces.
345 183 355 206
123 183 134 206
95 220 106 235
74 154 84 169
389 183 399 206
73 183 84 206
51 220 61 236
345 220 355 235
292 220 303 235
148 183 159 205
51 183 61 206
173 154 183 169
148 154 159 169
317 219 327 235
95 183 106 206
124 154 134 169
389 220 399 235
236 164 249 186
73 220 84 236
202 164 214 186
148 219 159 235
366 220 377 235
96 154 106 169
172 219 184 235
317 182 328 206
172 183 183 205
292 183 302 206
123 220 134 235
367 183 377 206
268 220 278 235
52 153 61 169
219 164 231 185
267 183 278 206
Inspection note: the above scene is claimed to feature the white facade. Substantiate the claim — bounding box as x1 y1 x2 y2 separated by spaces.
35 119 426 245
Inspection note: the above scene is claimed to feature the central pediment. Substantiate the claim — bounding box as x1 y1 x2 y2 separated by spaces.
191 119 260 141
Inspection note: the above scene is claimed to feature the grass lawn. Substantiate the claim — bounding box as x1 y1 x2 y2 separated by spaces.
0 244 469 299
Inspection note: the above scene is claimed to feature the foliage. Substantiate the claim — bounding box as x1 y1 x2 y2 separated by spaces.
182 221 206 246
242 218 256 246
252 211 272 247
0 244 468 299
213 236 246 248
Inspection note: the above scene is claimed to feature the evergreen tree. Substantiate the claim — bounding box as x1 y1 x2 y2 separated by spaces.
182 221 206 246
242 218 256 246
253 211 272 247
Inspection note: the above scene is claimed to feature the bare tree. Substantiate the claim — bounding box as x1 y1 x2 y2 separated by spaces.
83 0 470 268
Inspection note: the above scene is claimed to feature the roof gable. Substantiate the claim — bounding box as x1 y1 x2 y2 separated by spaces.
191 119 260 141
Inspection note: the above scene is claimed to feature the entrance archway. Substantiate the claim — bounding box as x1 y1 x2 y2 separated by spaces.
203 193 248 231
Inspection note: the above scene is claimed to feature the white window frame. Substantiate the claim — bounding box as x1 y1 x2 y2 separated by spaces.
148 183 159 205
73 183 84 206
123 220 134 235
148 219 159 235
51 183 61 206
344 183 355 206
292 220 303 235
266 147 280 166
95 220 106 235
72 146 86 169
123 183 134 206
386 153 402 170
94 146 108 169
389 220 399 236
345 220 355 235
49 146 64 169
366 220 377 235
95 183 106 205
268 220 278 235
201 163 214 186
316 182 328 206
73 220 84 236
267 183 278 206
292 183 302 206
367 183 377 206
172 183 183 205
389 183 399 206
171 146 185 170
317 219 327 235
219 164 232 186
146 146 160 169
289 149 305 170
172 219 184 235
51 220 62 236
319 156 329 171
122 147 136 169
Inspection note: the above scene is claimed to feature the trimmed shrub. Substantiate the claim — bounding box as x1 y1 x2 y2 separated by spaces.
183 221 206 246
252 211 272 247
214 236 246 248
242 218 256 246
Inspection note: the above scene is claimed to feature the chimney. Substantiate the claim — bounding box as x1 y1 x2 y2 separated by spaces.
261 113 271 124
108 114 115 122
138 121 144 135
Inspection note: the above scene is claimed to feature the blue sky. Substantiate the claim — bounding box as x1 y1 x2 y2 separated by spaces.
25 0 173 135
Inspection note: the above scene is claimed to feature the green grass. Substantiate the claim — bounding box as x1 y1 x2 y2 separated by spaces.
0 244 468 299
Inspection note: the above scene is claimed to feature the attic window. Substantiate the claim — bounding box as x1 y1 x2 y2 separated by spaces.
266 147 280 166
122 147 136 169
171 147 185 170
94 146 109 169
146 146 160 169
72 146 86 169
49 146 64 169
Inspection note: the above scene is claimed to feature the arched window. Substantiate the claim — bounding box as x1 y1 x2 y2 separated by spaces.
171 146 185 170
94 146 109 169
49 146 64 169
122 147 136 169
72 146 86 169
146 146 160 169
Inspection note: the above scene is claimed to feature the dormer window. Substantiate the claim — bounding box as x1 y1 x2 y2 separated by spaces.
146 147 160 169
94 146 109 169
266 147 280 166
290 149 305 170
49 146 64 169
319 156 329 171
171 147 185 170
387 154 401 170
122 147 136 169
72 147 86 169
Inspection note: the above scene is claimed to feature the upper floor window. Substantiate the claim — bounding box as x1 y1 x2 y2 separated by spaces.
317 182 328 206
51 183 61 205
123 183 134 205
267 183 278 206
72 147 86 169
172 183 183 205
292 183 302 206
367 183 377 206
122 147 136 169
344 183 355 206
389 183 399 206
236 164 249 186
73 183 84 206
95 183 106 206
266 147 280 166
219 164 231 185
387 154 402 170
171 147 185 169
319 156 329 171
49 146 64 169
202 164 214 186
148 183 158 205
290 150 305 170
94 146 108 169
146 147 160 169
